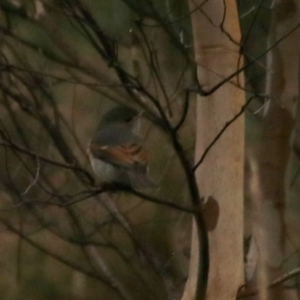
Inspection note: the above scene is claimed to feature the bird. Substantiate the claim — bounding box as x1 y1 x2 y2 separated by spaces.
87 105 155 190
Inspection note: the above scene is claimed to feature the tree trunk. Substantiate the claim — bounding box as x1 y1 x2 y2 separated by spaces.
182 0 245 299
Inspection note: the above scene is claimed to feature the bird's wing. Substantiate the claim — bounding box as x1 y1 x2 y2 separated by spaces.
89 142 148 171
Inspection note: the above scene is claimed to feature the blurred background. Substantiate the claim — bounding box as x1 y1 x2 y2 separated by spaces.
0 0 299 299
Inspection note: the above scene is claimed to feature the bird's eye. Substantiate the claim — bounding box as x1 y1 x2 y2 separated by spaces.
125 116 133 123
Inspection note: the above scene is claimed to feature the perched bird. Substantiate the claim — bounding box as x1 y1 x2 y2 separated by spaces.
88 106 155 190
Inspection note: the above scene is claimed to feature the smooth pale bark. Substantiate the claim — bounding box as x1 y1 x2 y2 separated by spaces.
182 0 244 299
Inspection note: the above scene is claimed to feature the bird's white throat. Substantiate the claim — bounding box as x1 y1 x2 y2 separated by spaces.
87 149 118 183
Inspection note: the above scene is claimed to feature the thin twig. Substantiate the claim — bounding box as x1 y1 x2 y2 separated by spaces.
237 266 300 298
193 95 257 171
190 22 300 96
59 185 195 214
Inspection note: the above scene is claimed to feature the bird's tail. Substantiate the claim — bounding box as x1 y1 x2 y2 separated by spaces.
128 172 158 191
